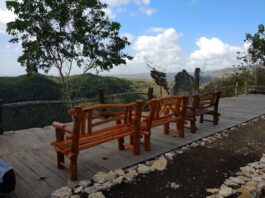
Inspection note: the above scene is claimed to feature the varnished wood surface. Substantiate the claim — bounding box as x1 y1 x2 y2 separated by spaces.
1 94 265 198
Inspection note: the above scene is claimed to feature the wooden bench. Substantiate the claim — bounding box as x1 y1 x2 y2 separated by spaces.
198 91 221 125
142 96 188 151
51 100 143 180
186 92 221 133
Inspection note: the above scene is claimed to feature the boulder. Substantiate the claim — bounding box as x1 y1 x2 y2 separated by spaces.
172 70 195 96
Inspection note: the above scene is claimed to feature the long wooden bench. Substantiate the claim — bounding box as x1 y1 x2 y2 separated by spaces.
51 100 143 180
185 92 221 133
142 96 188 151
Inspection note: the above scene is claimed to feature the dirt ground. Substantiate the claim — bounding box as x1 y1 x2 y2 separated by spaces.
104 118 265 198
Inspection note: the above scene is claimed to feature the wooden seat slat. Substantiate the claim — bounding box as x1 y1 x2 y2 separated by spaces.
52 125 134 149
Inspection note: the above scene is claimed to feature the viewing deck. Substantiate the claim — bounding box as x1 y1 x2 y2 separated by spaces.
1 94 265 198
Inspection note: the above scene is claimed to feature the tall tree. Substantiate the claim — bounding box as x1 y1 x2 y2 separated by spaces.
6 0 132 100
239 24 265 66
238 24 265 86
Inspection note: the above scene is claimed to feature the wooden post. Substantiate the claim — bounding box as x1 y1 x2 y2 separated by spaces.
0 99 3 134
235 82 239 96
98 88 107 113
194 68 200 94
147 87 153 100
160 86 163 97
98 88 105 104
244 81 247 95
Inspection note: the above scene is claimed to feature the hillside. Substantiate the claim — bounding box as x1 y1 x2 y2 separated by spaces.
105 67 238 84
0 73 149 103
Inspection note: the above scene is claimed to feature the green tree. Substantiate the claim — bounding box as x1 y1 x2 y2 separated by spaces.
238 24 265 86
6 0 132 100
242 24 265 66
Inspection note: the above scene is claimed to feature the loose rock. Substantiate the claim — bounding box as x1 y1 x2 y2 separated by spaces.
137 164 154 174
206 188 219 194
114 169 124 176
152 156 167 171
218 184 233 197
82 186 97 194
79 179 92 188
165 152 175 159
93 171 115 184
51 186 72 198
74 186 83 194
124 170 137 182
88 192 105 198
170 182 180 189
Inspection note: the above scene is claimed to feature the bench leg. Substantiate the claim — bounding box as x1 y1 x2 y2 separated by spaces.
177 120 184 138
133 135 140 155
130 136 134 145
55 128 65 169
118 138 125 150
200 114 204 123
144 134 151 151
213 112 219 125
164 123 169 134
57 152 65 169
70 155 78 180
190 120 197 133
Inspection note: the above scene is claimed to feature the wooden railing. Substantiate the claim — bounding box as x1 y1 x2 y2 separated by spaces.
208 82 265 97
0 87 154 134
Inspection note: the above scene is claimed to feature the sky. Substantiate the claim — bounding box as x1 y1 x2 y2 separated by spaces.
0 0 265 76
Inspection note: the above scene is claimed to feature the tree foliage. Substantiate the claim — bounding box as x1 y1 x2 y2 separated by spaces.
238 24 265 66
6 0 132 99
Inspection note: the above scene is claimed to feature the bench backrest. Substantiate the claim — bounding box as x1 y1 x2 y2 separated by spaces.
69 100 143 152
154 96 189 122
200 92 221 106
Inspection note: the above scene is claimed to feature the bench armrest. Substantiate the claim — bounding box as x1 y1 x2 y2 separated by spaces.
52 121 73 134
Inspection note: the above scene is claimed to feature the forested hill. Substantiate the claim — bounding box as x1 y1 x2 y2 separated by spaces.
0 73 140 103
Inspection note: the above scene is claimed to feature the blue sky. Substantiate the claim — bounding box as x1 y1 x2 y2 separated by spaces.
0 0 265 76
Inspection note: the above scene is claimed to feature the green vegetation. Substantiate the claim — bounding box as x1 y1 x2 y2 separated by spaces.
6 0 132 100
201 68 255 97
0 73 62 103
238 24 265 67
0 73 151 131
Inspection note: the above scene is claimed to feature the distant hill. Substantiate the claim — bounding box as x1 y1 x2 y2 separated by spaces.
106 67 238 84
0 73 145 103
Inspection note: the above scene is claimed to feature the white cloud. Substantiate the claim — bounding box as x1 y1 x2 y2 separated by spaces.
101 0 154 17
121 32 134 42
139 7 155 15
0 2 16 34
103 8 116 19
109 28 185 74
0 9 15 23
0 23 6 34
148 27 166 33
142 0 151 5
188 37 244 70
109 31 247 74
